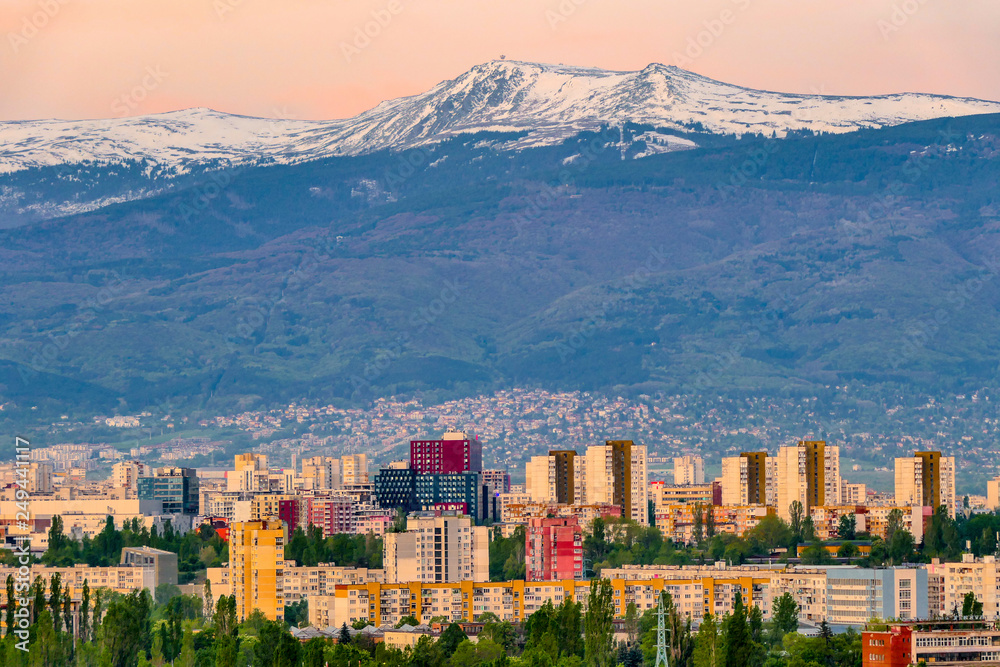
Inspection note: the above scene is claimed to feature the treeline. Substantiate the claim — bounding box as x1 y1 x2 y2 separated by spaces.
284 525 382 568
581 504 1000 573
18 516 228 583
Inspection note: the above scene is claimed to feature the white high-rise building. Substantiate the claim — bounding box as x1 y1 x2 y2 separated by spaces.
301 456 342 490
525 455 557 503
673 456 705 486
383 513 489 584
112 460 151 492
584 441 648 525
775 441 840 521
720 453 769 506
342 454 368 485
895 452 956 518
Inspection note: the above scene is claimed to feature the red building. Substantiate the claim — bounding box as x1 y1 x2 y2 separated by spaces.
862 626 911 667
278 499 304 533
410 431 482 475
525 516 584 582
307 497 355 536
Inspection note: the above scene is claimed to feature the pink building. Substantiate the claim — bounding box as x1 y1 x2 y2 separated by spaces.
525 516 584 582
307 497 356 536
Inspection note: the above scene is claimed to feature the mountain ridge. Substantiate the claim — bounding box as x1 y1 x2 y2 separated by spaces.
3 60 999 177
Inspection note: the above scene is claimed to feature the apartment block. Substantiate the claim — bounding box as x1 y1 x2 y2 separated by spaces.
925 554 1000 619
410 431 482 475
342 454 369 485
120 546 179 587
300 456 342 490
721 452 770 506
863 505 930 543
585 441 648 525
770 566 927 625
895 452 957 518
650 481 721 509
481 469 511 496
673 455 705 486
230 453 269 492
112 460 151 492
525 517 583 581
775 441 841 520
499 500 621 532
383 513 489 584
988 476 1000 511
525 452 585 504
311 566 776 630
653 504 773 543
307 497 357 536
229 520 285 621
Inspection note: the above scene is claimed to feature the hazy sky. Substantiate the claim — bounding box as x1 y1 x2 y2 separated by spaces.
2 0 999 121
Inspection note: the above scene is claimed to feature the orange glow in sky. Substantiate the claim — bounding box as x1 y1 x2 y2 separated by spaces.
1 0 998 121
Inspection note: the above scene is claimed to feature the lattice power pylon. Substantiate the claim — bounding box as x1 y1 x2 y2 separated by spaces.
655 593 669 667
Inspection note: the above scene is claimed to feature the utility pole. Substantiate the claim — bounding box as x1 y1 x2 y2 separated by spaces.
655 592 669 667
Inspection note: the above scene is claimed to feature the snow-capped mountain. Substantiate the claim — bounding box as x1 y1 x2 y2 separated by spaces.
3 60 1000 175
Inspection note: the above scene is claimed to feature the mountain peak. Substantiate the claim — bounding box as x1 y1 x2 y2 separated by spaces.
2 59 1000 177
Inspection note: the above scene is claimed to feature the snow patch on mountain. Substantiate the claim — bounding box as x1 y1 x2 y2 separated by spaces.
2 60 999 175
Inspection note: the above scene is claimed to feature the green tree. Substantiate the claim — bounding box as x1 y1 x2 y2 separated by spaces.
4 575 14 638
801 516 817 543
31 576 46 624
693 503 705 545
769 592 799 644
837 514 857 541
556 600 584 658
624 601 639 645
692 613 721 667
721 590 751 667
49 572 62 634
749 514 793 551
962 592 984 618
98 589 153 667
837 542 859 559
788 501 804 542
583 579 615 667
439 622 468 656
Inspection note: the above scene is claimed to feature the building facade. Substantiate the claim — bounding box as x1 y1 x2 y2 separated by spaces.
137 467 199 514
229 519 285 621
895 451 957 518
383 513 489 584
410 431 482 475
525 517 583 581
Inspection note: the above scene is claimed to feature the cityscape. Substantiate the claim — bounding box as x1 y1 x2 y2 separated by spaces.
4 430 1000 665
3 1 1000 666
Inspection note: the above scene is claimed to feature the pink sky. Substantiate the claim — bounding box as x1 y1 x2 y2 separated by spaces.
2 0 999 121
